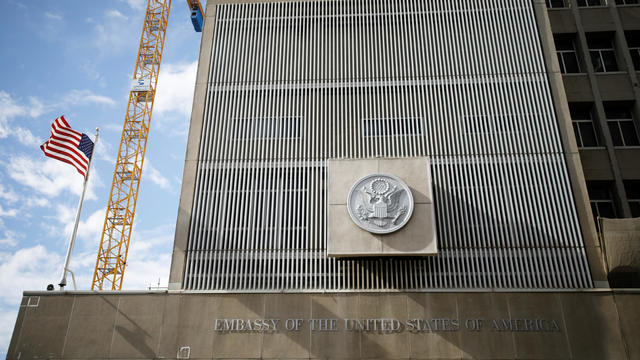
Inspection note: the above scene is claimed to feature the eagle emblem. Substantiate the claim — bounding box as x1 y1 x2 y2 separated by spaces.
347 174 414 234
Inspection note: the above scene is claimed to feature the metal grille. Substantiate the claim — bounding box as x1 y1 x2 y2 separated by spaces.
183 0 593 290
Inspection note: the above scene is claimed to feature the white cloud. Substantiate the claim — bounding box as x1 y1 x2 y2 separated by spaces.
63 208 106 245
65 89 116 106
24 197 50 208
121 0 146 10
106 9 128 20
143 160 171 190
0 309 19 357
0 206 18 218
13 126 41 147
122 223 174 289
0 91 43 146
154 61 198 117
44 11 62 21
6 155 98 200
0 231 18 247
0 245 61 305
93 8 140 55
0 245 61 354
0 185 19 204
0 90 109 147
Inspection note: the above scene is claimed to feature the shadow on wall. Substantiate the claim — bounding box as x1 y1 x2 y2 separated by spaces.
7 291 632 359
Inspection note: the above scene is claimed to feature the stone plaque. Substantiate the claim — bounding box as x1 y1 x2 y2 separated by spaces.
347 174 414 234
328 157 437 257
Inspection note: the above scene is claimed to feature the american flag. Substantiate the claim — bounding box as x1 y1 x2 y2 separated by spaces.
40 116 94 177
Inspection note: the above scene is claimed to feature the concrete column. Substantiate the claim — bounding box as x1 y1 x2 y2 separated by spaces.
571 3 632 218
533 0 608 284
169 2 219 290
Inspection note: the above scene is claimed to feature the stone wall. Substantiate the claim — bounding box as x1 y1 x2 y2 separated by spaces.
8 290 640 359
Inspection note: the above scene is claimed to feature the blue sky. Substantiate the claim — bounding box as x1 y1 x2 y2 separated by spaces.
0 0 202 354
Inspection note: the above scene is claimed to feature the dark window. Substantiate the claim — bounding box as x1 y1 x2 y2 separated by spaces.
232 117 302 140
555 37 581 73
546 0 567 7
615 0 639 4
587 35 619 72
363 118 424 137
625 31 640 70
570 104 600 147
624 180 640 217
587 181 617 219
578 0 604 6
604 104 640 146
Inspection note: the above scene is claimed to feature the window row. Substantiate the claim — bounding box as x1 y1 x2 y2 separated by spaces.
588 180 640 219
547 0 639 8
570 102 640 147
555 31 640 73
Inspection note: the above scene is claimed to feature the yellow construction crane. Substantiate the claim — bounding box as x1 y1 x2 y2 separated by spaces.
92 0 203 290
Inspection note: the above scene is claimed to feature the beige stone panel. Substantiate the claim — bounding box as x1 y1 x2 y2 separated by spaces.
173 295 217 359
310 294 360 359
328 159 378 205
406 293 462 359
614 293 640 360
379 157 432 204
328 204 381 256
63 295 120 358
156 294 181 358
211 294 264 359
359 294 410 359
109 295 165 358
456 293 515 360
262 294 310 359
381 204 437 255
10 296 73 359
561 293 627 360
6 301 26 358
507 293 569 359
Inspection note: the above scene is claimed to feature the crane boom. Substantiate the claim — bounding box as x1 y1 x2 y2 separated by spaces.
92 0 172 290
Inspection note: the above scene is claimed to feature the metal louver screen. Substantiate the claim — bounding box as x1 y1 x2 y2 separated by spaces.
183 0 593 290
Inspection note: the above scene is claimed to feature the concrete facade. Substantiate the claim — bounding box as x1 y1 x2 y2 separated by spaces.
11 0 640 358
8 290 640 359
171 0 597 291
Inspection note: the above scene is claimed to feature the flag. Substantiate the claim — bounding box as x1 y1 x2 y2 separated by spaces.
40 116 94 177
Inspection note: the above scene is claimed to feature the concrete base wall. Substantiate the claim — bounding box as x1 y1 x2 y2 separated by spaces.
8 290 640 359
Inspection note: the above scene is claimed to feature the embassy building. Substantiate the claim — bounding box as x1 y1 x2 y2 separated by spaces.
9 0 640 359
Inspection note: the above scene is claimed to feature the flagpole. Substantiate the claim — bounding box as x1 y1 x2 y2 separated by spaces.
59 128 100 290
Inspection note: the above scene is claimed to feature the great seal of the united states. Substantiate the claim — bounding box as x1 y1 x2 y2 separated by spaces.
347 173 414 234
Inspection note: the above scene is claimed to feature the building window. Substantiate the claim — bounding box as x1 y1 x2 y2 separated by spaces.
578 0 605 6
624 180 640 217
604 104 640 146
615 0 639 4
570 104 600 147
587 35 619 72
546 0 567 7
555 36 581 73
232 117 302 140
587 181 617 219
626 31 640 70
363 118 424 137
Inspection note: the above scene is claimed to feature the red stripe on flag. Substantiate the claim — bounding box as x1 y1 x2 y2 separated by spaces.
52 119 82 141
44 139 89 167
40 116 91 177
40 145 88 177
41 144 88 174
